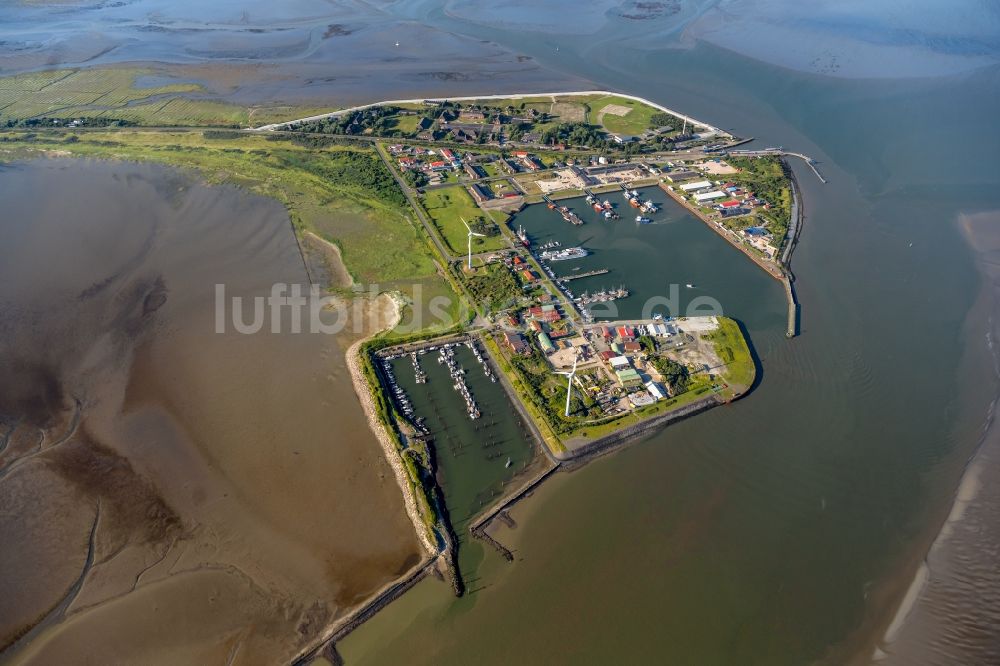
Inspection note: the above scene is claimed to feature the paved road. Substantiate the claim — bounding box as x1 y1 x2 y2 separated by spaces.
373 142 457 263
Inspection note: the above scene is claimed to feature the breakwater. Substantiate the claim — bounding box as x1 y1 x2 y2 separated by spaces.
469 465 561 534
781 166 805 337
293 555 439 666
561 394 723 466
469 465 560 563
657 176 798 338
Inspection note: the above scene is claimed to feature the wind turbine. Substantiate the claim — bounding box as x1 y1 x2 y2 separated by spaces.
556 354 578 418
462 216 485 270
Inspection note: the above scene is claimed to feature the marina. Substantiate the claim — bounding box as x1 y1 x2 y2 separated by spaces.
380 340 501 423
575 286 629 306
379 340 543 580
542 195 584 225
511 185 784 322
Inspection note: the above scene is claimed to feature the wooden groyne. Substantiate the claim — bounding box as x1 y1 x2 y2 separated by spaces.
472 528 514 562
496 510 517 529
469 464 560 534
468 464 560 563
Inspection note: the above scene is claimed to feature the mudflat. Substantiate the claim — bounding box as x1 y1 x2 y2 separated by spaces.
0 159 421 663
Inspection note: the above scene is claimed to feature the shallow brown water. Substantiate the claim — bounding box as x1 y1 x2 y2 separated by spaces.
0 159 420 664
875 211 1000 665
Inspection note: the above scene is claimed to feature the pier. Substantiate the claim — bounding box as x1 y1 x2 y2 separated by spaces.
542 194 583 225
783 277 799 338
557 268 610 282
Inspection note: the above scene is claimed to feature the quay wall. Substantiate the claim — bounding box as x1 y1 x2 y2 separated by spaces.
469 465 561 534
657 181 784 281
656 178 798 338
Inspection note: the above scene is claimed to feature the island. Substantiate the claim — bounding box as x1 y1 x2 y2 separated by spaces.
0 73 815 662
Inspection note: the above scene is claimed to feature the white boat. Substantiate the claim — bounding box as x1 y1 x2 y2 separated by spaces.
686 283 695 288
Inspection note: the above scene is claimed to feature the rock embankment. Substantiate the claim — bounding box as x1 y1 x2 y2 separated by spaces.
344 300 436 556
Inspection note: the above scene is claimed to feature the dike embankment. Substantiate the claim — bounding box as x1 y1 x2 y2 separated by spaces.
346 334 436 555
295 555 439 666
560 393 723 466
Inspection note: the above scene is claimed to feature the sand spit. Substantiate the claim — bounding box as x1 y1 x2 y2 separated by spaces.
344 294 436 557
872 210 1000 664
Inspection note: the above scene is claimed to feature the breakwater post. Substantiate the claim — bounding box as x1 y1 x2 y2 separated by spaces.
471 527 514 561
783 277 799 338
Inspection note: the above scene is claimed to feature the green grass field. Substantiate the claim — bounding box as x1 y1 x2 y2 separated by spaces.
0 129 439 291
582 94 660 135
481 162 504 178
706 317 756 391
421 186 509 255
384 273 470 339
450 93 667 136
394 115 422 133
